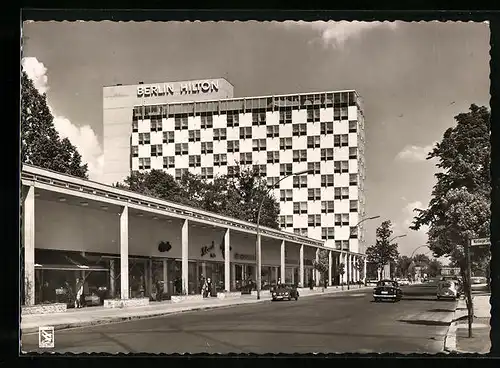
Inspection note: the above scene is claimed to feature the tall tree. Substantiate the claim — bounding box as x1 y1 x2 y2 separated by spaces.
411 104 491 267
21 70 88 178
395 255 413 278
312 249 329 285
425 259 443 278
366 220 400 279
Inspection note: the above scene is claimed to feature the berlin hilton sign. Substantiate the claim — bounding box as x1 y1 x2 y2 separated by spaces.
137 80 220 97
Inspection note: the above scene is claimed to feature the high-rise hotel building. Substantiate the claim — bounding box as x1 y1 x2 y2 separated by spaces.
102 78 366 253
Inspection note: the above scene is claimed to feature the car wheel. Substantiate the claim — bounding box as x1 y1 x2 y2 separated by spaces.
374 298 379 302
295 297 298 301
288 297 292 301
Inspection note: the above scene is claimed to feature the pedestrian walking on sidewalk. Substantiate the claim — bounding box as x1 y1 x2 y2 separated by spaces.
75 278 84 308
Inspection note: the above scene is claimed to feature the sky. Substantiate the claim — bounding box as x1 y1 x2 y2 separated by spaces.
21 20 490 258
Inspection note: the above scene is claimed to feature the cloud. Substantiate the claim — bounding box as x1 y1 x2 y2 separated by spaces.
396 144 434 162
281 21 398 48
403 201 423 228
22 57 104 181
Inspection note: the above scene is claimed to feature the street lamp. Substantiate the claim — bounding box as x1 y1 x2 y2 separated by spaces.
255 169 312 300
410 244 429 259
346 215 381 290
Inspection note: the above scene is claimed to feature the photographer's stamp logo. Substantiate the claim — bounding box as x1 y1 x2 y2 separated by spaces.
38 326 54 348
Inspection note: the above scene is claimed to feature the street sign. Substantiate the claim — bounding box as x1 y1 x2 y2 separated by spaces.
471 238 491 247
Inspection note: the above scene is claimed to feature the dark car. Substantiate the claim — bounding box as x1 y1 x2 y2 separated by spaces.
271 284 299 301
373 279 403 302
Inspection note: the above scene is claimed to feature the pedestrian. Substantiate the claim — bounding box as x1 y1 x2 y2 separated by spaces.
156 279 163 302
202 278 209 298
75 278 84 308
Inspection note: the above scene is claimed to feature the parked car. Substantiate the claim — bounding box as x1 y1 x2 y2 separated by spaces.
437 279 460 300
373 279 403 302
471 276 489 292
271 284 299 301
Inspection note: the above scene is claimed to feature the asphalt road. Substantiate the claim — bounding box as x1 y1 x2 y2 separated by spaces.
22 284 456 354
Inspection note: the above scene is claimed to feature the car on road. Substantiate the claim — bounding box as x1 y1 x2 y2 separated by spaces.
436 279 460 300
373 279 403 302
471 276 489 292
271 284 299 301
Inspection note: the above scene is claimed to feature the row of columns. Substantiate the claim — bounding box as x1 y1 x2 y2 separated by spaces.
22 186 368 305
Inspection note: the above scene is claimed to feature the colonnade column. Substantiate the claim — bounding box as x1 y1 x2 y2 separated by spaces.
363 257 367 285
341 252 346 285
109 259 116 297
280 240 285 283
224 228 230 292
120 205 129 300
315 248 320 287
23 186 36 306
231 264 236 291
163 259 168 293
299 245 304 287
181 219 189 295
328 251 332 287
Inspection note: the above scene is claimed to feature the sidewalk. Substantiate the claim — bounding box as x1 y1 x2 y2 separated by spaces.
21 285 371 334
445 294 491 354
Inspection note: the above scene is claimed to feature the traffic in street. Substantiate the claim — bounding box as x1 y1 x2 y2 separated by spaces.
22 284 457 354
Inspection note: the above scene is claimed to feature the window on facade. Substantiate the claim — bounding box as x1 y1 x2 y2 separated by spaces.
341 134 349 147
189 155 201 167
131 146 138 157
175 143 188 155
239 127 252 139
341 160 349 173
174 115 189 130
227 140 239 153
280 215 294 228
132 120 138 133
342 214 350 226
139 158 151 170
227 166 240 178
334 107 341 121
349 174 358 186
321 174 334 187
133 106 143 121
150 144 163 157
334 214 342 226
349 120 357 133
349 147 357 159
213 128 227 141
138 133 150 145
280 163 293 176
252 164 267 177
163 131 174 144
350 226 358 238
252 139 267 151
150 118 162 132
342 187 350 199
252 111 267 126
321 201 335 214
201 142 213 154
201 167 214 179
240 152 253 165
226 111 239 127
321 148 334 161
308 214 321 227
293 175 308 188
307 107 321 123
293 228 309 237
292 123 307 137
279 137 292 150
267 151 280 164
293 149 307 162
267 176 280 189
320 122 333 135
321 227 335 240
188 130 201 142
308 188 321 201
213 154 227 166
163 156 175 168
293 202 308 214
175 168 188 180
308 162 320 175
279 109 292 124
267 125 280 138
307 136 321 149
350 200 358 212
201 113 213 129
280 189 293 202
341 107 348 120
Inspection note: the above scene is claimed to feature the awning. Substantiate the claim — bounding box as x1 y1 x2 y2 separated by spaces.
34 250 109 272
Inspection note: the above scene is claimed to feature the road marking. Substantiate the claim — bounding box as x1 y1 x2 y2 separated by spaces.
349 293 366 297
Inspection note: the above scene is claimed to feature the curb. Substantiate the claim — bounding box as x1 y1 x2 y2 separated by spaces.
444 296 471 353
21 287 371 335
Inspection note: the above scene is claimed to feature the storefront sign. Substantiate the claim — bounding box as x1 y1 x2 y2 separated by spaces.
137 80 220 97
234 253 256 261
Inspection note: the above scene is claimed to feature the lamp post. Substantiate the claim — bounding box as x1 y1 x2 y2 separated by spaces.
346 215 380 290
255 169 311 300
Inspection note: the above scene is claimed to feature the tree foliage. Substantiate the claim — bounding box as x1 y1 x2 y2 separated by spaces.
366 220 400 276
395 255 413 278
312 249 329 280
411 104 491 269
21 70 88 178
116 165 280 229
